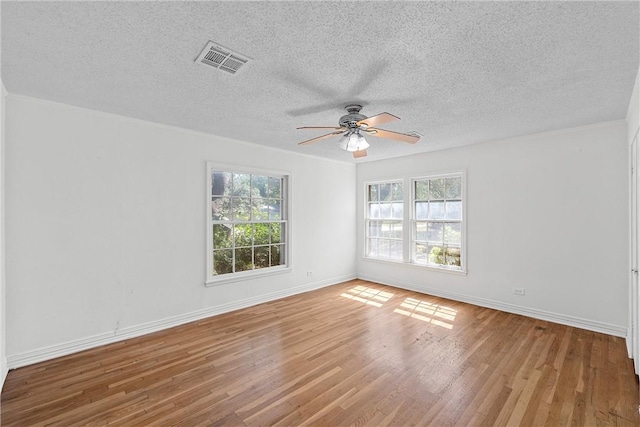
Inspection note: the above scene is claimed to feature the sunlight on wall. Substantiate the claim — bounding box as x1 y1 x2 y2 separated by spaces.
393 297 457 329
340 285 394 308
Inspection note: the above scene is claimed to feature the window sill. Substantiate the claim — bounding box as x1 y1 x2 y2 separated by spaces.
205 266 292 287
362 256 467 276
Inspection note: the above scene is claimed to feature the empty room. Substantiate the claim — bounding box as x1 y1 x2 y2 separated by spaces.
0 1 639 425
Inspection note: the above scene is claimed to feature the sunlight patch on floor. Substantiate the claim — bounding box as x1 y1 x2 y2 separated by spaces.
341 285 395 308
394 297 457 329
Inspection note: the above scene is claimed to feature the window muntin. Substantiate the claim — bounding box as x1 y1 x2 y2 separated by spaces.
366 181 403 261
413 175 463 270
208 167 288 283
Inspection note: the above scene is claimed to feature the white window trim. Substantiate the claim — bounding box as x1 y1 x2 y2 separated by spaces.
364 178 405 262
411 171 467 274
363 171 467 276
205 162 292 286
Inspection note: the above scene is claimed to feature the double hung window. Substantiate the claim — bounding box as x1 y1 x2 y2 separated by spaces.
364 173 465 273
206 164 288 284
413 175 463 269
365 181 404 261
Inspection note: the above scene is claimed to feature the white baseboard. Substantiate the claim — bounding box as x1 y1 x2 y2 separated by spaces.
358 274 627 338
7 273 356 370
1 359 7 388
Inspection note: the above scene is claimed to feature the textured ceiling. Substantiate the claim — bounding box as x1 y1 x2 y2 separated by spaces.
1 1 639 163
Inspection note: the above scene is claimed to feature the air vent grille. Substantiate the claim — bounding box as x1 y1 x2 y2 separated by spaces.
196 41 250 75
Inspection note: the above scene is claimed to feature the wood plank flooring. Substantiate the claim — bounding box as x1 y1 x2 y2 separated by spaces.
1 279 638 426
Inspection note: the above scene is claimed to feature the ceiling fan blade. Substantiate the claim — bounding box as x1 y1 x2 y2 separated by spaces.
357 112 400 128
369 128 420 144
353 150 367 158
297 126 344 130
297 130 345 146
348 60 389 99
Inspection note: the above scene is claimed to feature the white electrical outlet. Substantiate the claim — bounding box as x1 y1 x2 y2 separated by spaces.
513 288 525 296
306 271 313 276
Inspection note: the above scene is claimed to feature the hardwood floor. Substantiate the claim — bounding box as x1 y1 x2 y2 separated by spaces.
1 279 638 426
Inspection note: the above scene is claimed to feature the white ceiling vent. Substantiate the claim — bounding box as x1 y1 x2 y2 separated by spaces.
195 41 250 75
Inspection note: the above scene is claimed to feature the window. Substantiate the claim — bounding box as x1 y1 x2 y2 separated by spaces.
365 181 404 261
206 164 288 284
364 172 465 274
413 174 463 270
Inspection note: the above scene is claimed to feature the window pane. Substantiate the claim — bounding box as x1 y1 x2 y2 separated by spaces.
415 181 428 200
415 201 428 220
390 240 403 260
391 222 403 239
445 247 461 266
270 223 282 244
233 197 251 221
379 183 392 201
445 177 462 199
445 201 462 220
427 222 444 242
213 224 232 249
234 223 253 247
415 243 428 264
254 223 270 245
270 244 284 266
213 250 233 275
235 248 253 272
368 221 380 238
428 202 445 220
252 199 269 220
381 221 402 239
379 222 389 239
211 172 231 196
379 203 391 218
428 245 444 265
252 175 268 198
254 246 270 269
367 238 379 257
429 178 445 200
444 223 462 244
369 203 380 219
391 202 403 219
391 183 403 201
233 173 251 197
378 239 390 257
269 200 281 220
268 177 281 199
212 197 232 221
368 184 379 202
415 222 428 241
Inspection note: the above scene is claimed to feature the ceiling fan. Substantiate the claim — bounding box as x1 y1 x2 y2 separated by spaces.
296 104 420 158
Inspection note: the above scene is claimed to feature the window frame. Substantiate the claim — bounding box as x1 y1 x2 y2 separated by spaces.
364 179 405 262
205 162 291 286
411 172 466 273
363 171 467 275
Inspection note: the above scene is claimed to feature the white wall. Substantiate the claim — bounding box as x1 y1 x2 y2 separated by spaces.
357 121 629 336
628 69 639 144
627 67 640 371
0 81 7 385
4 95 356 367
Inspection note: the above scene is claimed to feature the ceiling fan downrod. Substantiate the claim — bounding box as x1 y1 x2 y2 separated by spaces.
339 104 367 128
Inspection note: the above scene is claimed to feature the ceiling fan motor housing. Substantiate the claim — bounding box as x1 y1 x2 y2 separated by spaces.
339 104 367 128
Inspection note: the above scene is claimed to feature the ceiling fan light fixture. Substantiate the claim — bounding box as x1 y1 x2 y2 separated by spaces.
338 131 369 152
